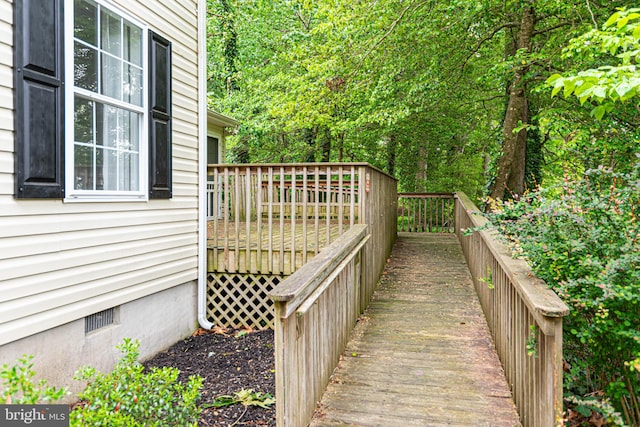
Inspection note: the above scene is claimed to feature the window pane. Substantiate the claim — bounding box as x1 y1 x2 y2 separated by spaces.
100 9 121 56
74 42 98 91
124 22 142 66
124 64 143 106
74 144 94 190
119 152 139 191
74 97 94 144
122 109 140 152
74 0 97 46
101 54 122 100
96 147 117 191
96 104 119 148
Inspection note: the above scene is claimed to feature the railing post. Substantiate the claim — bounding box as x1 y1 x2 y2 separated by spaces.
273 299 294 427
358 165 368 313
547 317 564 426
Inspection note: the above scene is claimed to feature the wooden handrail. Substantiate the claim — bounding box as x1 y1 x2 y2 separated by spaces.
454 192 569 427
270 225 369 427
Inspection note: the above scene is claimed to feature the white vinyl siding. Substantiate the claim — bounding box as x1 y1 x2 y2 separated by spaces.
0 0 201 345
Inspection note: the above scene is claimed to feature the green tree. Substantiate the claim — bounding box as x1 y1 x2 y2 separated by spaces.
206 0 627 196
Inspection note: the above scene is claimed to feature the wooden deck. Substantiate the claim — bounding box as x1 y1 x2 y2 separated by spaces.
310 233 521 427
207 219 345 274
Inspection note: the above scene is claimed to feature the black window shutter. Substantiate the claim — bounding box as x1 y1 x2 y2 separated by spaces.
14 0 65 198
148 31 172 199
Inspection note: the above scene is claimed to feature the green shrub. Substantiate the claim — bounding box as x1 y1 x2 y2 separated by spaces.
0 355 68 404
485 158 640 424
70 338 202 427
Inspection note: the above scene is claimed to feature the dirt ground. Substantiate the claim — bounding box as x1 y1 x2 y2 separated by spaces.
144 327 275 427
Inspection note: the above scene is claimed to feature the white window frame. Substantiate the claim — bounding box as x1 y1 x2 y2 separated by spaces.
64 0 149 202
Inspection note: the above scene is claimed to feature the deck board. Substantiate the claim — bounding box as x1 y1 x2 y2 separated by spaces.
311 233 521 427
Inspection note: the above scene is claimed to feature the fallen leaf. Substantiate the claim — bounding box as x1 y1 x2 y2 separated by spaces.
191 326 230 336
213 326 230 336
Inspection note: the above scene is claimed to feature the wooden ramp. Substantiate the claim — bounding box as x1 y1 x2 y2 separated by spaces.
310 233 521 427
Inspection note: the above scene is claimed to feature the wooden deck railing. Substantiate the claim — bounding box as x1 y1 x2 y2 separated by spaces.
454 192 569 427
397 192 455 232
207 163 364 275
270 225 369 427
207 163 397 278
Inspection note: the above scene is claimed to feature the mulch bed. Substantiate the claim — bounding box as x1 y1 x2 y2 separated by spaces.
144 327 276 427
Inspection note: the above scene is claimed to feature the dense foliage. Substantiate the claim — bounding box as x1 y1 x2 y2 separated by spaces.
1 340 203 425
70 339 202 426
207 1 634 196
487 160 640 424
483 8 640 424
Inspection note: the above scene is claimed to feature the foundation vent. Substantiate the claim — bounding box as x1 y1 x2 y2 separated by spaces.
85 307 116 333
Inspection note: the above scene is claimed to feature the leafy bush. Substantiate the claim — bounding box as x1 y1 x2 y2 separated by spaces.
486 158 640 424
0 355 68 403
70 338 203 427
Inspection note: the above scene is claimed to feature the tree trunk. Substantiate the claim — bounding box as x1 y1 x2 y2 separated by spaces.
386 133 398 177
506 105 528 195
321 128 331 162
219 0 239 94
303 127 317 162
415 145 427 192
337 131 344 162
490 5 535 200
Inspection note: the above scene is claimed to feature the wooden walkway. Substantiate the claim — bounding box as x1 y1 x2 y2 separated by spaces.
310 233 521 427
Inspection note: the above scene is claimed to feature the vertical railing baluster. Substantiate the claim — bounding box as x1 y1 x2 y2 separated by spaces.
268 167 274 273
279 167 285 275
349 165 356 228
256 167 263 273
223 167 230 271
441 197 445 233
291 167 297 273
302 167 308 265
212 168 219 271
245 167 252 272
325 165 331 246
314 166 320 256
338 168 344 235
234 167 241 272
421 196 425 232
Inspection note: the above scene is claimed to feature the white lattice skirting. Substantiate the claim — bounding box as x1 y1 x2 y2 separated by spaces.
206 273 286 330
